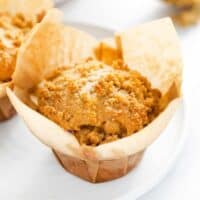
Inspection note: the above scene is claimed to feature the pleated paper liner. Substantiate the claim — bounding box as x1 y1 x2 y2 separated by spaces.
53 149 144 183
7 9 183 182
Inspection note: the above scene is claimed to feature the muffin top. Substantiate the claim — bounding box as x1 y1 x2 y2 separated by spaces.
0 11 45 82
34 60 161 146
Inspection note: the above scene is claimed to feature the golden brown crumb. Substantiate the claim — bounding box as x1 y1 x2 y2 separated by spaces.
34 60 161 146
0 11 45 82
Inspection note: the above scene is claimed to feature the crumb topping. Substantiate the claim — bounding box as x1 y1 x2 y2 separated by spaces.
34 60 161 146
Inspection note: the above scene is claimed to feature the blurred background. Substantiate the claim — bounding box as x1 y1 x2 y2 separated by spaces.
54 0 200 199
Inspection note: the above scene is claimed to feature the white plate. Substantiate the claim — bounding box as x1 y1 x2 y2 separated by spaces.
0 23 187 200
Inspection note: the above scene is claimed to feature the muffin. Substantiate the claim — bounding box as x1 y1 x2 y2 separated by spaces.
0 0 53 120
165 0 200 26
7 9 182 182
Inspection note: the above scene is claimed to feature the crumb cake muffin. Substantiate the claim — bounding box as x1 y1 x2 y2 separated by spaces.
7 15 182 182
34 60 161 146
0 11 45 82
165 0 200 26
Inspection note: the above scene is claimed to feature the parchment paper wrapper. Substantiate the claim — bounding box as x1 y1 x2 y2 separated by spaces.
7 14 183 182
0 0 53 121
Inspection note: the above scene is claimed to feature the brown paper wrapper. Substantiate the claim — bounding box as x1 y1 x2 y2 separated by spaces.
53 149 144 183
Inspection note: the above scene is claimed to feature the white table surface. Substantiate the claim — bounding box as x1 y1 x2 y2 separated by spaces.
60 0 200 199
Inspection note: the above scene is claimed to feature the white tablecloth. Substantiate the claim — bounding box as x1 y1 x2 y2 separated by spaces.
60 0 200 199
